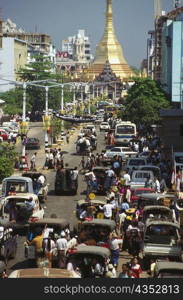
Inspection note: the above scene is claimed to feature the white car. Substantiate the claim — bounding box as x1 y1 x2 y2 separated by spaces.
100 122 110 131
119 147 138 158
103 147 126 160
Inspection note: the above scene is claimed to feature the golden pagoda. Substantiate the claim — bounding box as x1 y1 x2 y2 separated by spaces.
87 0 134 80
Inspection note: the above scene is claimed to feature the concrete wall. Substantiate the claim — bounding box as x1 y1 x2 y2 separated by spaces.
0 37 15 92
14 39 27 81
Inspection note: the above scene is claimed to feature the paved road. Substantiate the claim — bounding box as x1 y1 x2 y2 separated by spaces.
7 123 148 277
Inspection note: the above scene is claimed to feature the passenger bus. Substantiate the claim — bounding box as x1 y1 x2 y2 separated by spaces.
114 121 137 145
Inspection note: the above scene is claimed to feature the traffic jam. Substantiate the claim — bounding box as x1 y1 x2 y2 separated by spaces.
0 107 183 279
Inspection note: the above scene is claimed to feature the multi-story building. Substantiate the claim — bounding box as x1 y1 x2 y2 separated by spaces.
147 30 155 78
2 18 56 72
61 29 92 62
161 8 183 106
0 37 27 92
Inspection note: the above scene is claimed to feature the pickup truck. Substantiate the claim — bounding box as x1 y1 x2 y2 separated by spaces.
130 170 154 189
1 176 34 197
143 220 182 269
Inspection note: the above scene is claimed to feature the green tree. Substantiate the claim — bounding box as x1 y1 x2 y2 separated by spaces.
121 77 171 126
0 143 17 182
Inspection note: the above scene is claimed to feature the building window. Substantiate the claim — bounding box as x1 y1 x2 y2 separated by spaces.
180 124 183 136
85 50 90 54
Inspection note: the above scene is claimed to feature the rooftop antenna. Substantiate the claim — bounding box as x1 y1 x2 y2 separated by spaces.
154 0 162 19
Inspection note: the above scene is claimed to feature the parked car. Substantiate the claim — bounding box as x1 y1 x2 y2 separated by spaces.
0 223 17 264
130 170 154 189
25 138 40 150
100 122 110 131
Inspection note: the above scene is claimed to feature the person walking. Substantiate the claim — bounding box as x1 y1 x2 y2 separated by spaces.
109 232 122 268
66 132 70 144
56 231 68 269
30 152 37 171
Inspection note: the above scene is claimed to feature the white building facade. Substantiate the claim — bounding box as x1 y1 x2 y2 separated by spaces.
62 29 92 62
0 37 15 92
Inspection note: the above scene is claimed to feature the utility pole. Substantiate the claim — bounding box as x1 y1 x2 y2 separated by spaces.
45 86 49 149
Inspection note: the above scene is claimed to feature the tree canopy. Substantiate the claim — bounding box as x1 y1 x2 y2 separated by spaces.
0 143 17 182
121 77 171 126
0 55 74 117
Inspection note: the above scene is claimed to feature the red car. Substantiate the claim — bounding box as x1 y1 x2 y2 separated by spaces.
0 129 9 140
131 188 155 202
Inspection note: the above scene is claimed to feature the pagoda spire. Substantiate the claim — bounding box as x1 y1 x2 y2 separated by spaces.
87 0 134 80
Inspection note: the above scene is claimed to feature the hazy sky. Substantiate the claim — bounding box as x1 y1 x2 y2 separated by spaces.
2 0 174 67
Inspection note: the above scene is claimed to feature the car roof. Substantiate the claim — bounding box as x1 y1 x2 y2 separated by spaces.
8 268 80 278
146 220 180 228
82 218 116 230
28 218 69 227
143 205 171 212
140 193 176 200
2 176 33 183
71 245 110 258
77 199 107 206
154 261 183 273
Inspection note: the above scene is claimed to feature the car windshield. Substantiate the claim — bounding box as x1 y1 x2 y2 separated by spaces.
117 125 135 134
129 160 145 166
147 225 177 236
111 148 121 152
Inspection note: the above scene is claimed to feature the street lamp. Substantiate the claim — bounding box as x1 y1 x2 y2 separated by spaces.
61 84 64 112
45 86 49 149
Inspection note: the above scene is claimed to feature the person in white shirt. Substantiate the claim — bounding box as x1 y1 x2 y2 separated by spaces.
56 231 68 268
154 177 160 193
71 167 79 181
38 174 45 186
99 200 114 219
104 169 115 190
109 233 122 267
30 152 37 170
123 170 131 185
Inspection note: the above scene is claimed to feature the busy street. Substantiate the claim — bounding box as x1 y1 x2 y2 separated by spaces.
0 112 180 279
0 0 183 288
